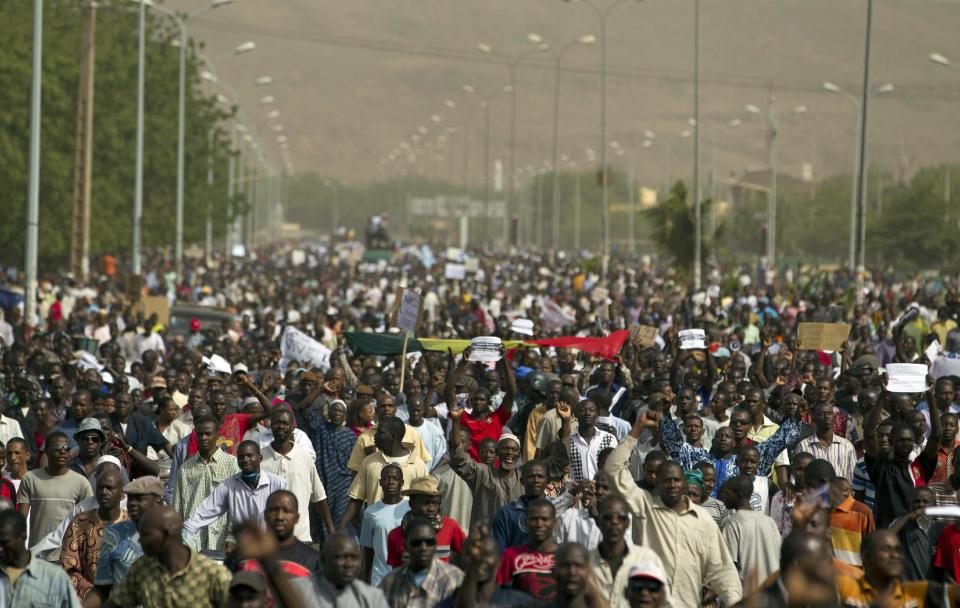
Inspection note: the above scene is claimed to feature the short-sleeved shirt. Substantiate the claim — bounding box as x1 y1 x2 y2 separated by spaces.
386 516 465 566
460 407 512 462
495 545 556 602
933 523 960 582
865 454 918 528
95 520 141 587
359 499 411 586
836 574 954 608
110 549 232 608
346 426 431 472
260 444 327 542
347 451 428 506
17 468 93 547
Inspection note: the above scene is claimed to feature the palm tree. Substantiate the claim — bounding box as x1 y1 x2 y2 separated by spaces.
643 180 720 275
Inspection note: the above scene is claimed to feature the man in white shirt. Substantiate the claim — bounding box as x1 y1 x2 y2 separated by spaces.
0 412 24 448
260 409 334 542
569 398 617 484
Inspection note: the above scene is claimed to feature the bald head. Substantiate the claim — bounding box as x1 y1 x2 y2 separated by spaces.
137 505 183 558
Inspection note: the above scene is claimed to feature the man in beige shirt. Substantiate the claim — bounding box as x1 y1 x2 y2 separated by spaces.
604 411 742 607
590 495 671 608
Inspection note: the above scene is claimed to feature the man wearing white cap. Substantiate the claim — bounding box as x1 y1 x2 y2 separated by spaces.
625 561 670 608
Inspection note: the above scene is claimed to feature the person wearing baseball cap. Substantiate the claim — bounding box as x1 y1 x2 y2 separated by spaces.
625 560 670 608
385 476 466 568
86 476 164 605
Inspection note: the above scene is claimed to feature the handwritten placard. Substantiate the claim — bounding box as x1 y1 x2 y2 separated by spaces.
797 322 850 351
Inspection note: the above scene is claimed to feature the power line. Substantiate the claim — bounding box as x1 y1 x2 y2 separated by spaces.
196 18 960 101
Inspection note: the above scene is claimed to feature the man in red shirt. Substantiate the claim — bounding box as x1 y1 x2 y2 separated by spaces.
446 347 516 461
386 476 465 567
495 498 559 602
933 521 960 582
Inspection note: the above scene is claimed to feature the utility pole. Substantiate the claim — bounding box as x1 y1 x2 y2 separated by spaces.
70 1 96 281
24 0 43 326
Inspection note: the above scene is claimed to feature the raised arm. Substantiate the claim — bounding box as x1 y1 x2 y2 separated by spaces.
496 352 515 423
658 409 708 470
756 414 805 476
863 387 888 459
603 413 655 517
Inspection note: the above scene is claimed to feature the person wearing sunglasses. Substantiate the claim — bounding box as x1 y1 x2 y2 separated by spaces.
590 495 669 608
17 430 93 549
624 561 669 608
378 517 463 608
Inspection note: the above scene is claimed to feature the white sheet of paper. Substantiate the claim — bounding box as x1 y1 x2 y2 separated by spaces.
444 263 466 280
469 336 502 362
885 363 928 393
926 505 960 518
678 329 706 350
926 339 941 364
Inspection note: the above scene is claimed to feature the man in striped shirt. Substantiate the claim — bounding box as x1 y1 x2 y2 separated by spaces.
928 446 960 506
796 402 858 482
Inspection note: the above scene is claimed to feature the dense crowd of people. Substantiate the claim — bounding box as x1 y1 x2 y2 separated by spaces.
2 239 960 607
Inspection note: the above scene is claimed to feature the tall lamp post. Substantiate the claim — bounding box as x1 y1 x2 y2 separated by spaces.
24 0 43 325
478 85 514 245
477 36 549 245
144 0 237 283
549 35 596 250
745 99 805 277
822 80 894 270
562 0 642 273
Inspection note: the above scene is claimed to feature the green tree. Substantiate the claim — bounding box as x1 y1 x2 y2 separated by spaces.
0 0 237 272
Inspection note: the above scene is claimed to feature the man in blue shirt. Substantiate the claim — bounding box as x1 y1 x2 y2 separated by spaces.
87 476 164 606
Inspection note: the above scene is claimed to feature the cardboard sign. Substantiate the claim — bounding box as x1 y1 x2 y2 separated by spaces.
279 326 332 372
678 329 706 350
797 323 850 351
886 363 928 393
390 287 423 334
138 295 170 326
469 336 502 362
631 325 659 348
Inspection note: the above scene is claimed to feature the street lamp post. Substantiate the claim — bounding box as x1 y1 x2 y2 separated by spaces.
854 0 874 278
692 0 702 289
549 35 596 250
823 80 894 270
745 99 805 278
477 37 549 245
563 0 641 273
479 85 513 245
24 0 43 325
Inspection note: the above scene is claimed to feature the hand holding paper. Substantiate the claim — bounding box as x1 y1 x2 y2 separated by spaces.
885 363 928 393
678 329 706 350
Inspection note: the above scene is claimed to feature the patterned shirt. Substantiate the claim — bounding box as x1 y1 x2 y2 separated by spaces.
111 549 232 608
59 508 127 599
302 410 357 527
378 559 464 608
927 479 960 506
172 449 239 551
95 520 141 587
659 415 803 494
851 459 877 509
796 433 858 482
568 429 617 483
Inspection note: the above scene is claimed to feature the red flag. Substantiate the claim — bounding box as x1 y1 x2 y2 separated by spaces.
528 330 630 361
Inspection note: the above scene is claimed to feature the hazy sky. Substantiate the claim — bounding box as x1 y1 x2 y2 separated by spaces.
168 0 960 187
